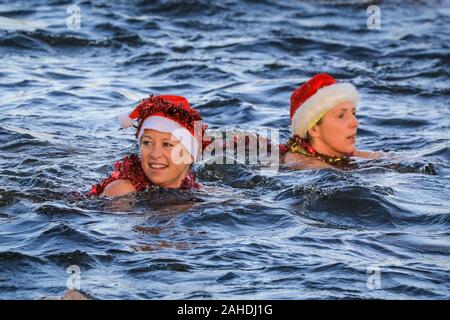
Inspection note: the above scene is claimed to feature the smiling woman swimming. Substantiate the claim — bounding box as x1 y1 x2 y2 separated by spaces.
90 95 208 197
280 73 383 169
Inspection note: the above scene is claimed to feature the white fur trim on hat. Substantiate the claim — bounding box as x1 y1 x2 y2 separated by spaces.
118 111 134 129
290 83 360 139
138 116 200 161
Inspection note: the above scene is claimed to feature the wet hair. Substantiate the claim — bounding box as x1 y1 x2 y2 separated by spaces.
306 118 323 143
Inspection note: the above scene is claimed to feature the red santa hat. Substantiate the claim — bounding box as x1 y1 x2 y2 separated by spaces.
118 95 207 161
290 73 360 139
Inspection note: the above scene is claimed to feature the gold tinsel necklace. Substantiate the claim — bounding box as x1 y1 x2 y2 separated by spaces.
282 135 352 165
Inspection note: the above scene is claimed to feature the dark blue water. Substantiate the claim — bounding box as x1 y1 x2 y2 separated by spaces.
1 0 449 299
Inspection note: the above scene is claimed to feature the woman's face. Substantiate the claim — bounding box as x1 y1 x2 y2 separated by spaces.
140 129 192 188
309 101 359 156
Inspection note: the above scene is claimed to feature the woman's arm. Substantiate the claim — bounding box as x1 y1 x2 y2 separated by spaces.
353 150 384 159
100 179 137 197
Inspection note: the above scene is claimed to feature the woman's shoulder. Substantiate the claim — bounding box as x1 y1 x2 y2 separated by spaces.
282 151 308 164
281 152 334 169
101 179 137 197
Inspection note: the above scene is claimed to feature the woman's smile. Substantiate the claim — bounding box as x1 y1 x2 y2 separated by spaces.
148 162 168 170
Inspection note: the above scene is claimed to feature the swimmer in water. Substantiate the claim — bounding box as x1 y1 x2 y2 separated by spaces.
90 95 209 197
280 73 383 169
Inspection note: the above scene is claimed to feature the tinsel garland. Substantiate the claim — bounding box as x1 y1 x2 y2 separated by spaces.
280 135 352 165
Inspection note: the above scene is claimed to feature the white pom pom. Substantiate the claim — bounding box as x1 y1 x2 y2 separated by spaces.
118 111 134 129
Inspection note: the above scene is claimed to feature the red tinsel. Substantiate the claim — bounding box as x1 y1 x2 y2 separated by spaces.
89 154 199 196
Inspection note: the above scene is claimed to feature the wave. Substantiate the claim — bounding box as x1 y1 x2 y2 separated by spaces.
0 30 144 51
